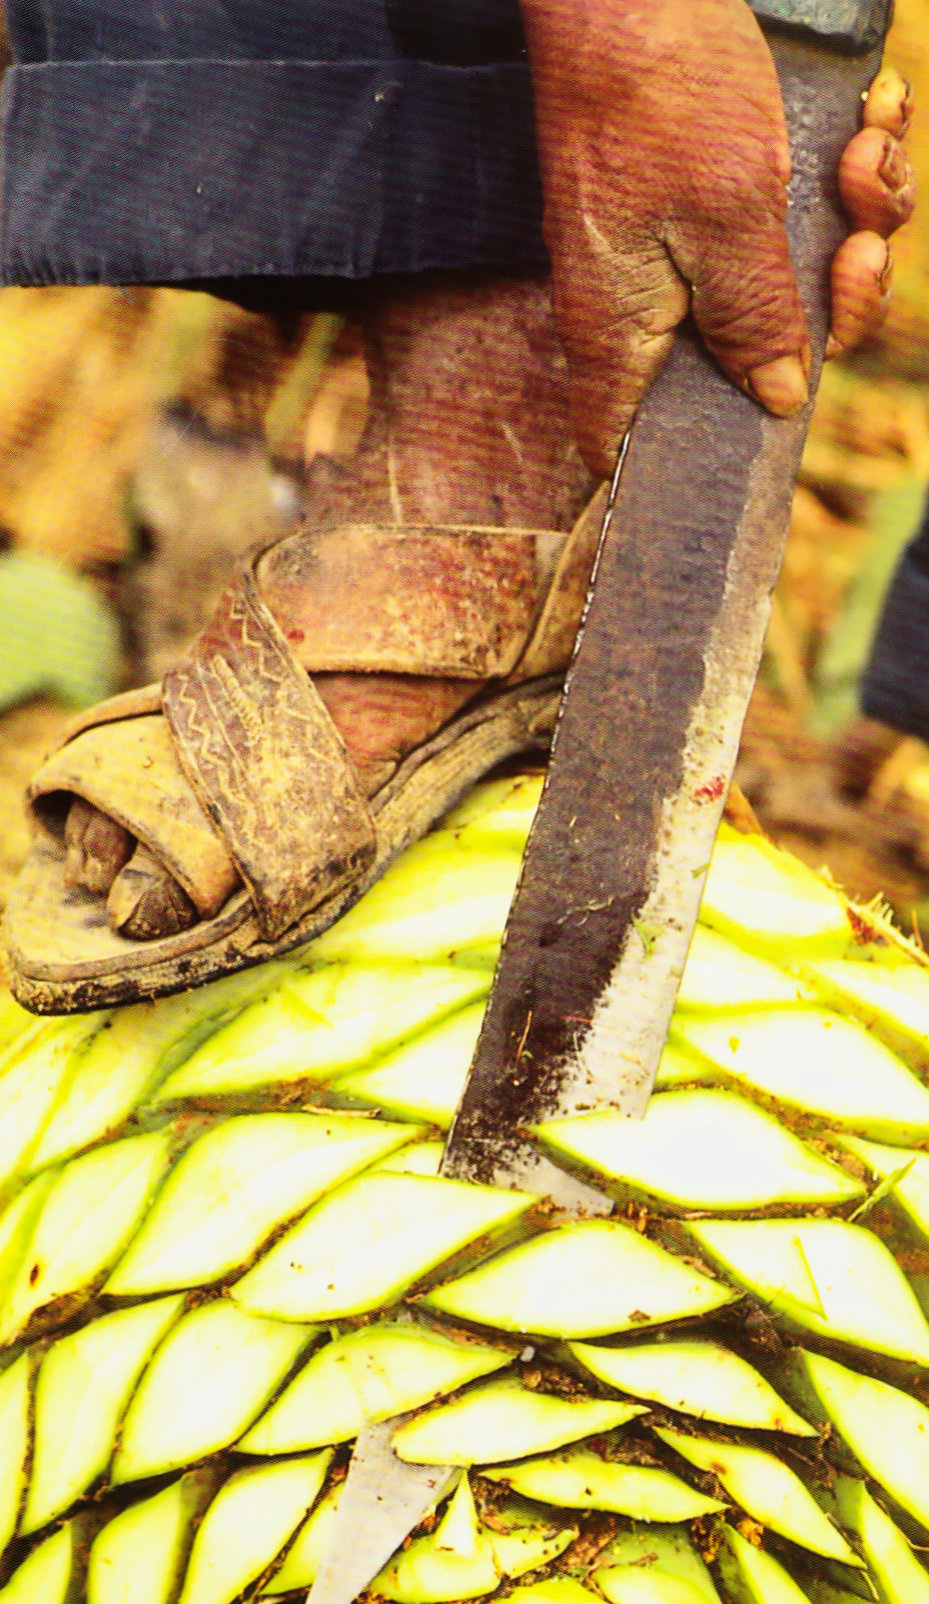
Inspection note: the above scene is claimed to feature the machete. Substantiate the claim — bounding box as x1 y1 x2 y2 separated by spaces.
307 3 893 1599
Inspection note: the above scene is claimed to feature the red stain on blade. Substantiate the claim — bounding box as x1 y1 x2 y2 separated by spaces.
694 776 725 802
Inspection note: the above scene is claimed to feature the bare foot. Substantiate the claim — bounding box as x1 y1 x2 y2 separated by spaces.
61 274 593 940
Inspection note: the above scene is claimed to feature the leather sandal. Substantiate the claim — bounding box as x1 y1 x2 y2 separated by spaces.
5 487 607 1014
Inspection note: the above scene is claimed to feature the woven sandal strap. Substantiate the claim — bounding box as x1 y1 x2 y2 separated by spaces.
162 549 376 942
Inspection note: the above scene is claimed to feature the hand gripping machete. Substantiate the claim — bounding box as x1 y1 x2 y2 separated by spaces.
307 5 893 1600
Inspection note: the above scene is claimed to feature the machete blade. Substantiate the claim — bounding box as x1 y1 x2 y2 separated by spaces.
307 1419 458 1604
305 6 892 1600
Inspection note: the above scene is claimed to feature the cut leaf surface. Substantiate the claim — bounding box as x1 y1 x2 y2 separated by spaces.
232 1171 534 1321
112 1301 319 1484
690 1217 929 1365
106 1113 416 1295
259 1481 342 1595
0 1014 105 1190
833 1475 929 1604
1 1130 174 1343
654 1039 715 1090
699 826 850 960
676 1009 929 1143
596 1526 721 1604
0 1517 85 1604
86 1470 216 1604
596 1565 711 1604
440 774 541 853
0 1353 32 1557
239 1320 511 1453
332 1001 485 1129
372 1475 499 1602
717 1524 815 1604
507 1583 602 1604
836 1132 929 1246
375 1141 444 1176
0 1174 53 1320
28 982 262 1171
806 957 929 1076
677 926 809 1012
482 1446 723 1521
393 1377 642 1465
654 1426 860 1564
799 1349 929 1532
177 1452 332 1604
154 965 486 1101
307 837 522 964
536 1092 862 1213
487 1517 576 1580
569 1339 815 1434
422 1218 735 1338
23 1295 185 1534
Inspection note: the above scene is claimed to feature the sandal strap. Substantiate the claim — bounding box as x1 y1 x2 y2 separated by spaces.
162 547 376 942
257 524 547 677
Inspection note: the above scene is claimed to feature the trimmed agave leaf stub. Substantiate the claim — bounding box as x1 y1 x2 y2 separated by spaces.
675 1008 929 1143
675 925 809 1012
174 1451 332 1604
653 1427 860 1565
806 957 929 1073
391 1378 643 1465
535 1091 863 1212
111 1302 319 1483
333 1001 485 1130
23 1295 186 1533
105 1113 418 1295
482 1448 725 1521
422 1218 736 1337
568 1339 816 1434
231 1171 536 1321
689 1217 929 1365
595 1525 722 1604
717 1525 815 1604
1 1128 175 1342
239 1322 513 1453
799 1349 929 1531
698 826 851 960
85 1469 217 1604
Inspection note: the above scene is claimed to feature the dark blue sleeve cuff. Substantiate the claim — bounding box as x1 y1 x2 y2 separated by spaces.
0 56 546 287
862 530 929 742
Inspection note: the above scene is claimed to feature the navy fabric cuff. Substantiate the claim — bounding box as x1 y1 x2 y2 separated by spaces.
862 536 929 742
0 56 547 286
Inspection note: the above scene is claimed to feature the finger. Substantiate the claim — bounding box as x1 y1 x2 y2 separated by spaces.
863 65 913 137
669 208 810 417
826 231 892 359
839 127 916 236
548 230 690 477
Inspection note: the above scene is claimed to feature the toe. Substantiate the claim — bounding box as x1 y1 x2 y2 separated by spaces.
64 799 134 895
107 845 199 940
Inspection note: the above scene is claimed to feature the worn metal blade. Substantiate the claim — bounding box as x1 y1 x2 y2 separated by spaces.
307 1419 457 1604
306 15 890 1604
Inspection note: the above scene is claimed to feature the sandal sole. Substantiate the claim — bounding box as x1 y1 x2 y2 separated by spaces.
5 678 562 1014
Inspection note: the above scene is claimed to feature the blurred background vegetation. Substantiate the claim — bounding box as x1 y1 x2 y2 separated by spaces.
1 0 929 937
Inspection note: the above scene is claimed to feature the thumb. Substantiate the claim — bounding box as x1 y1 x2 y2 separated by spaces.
548 227 691 478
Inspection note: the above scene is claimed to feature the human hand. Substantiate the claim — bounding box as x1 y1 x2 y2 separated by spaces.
520 0 915 476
